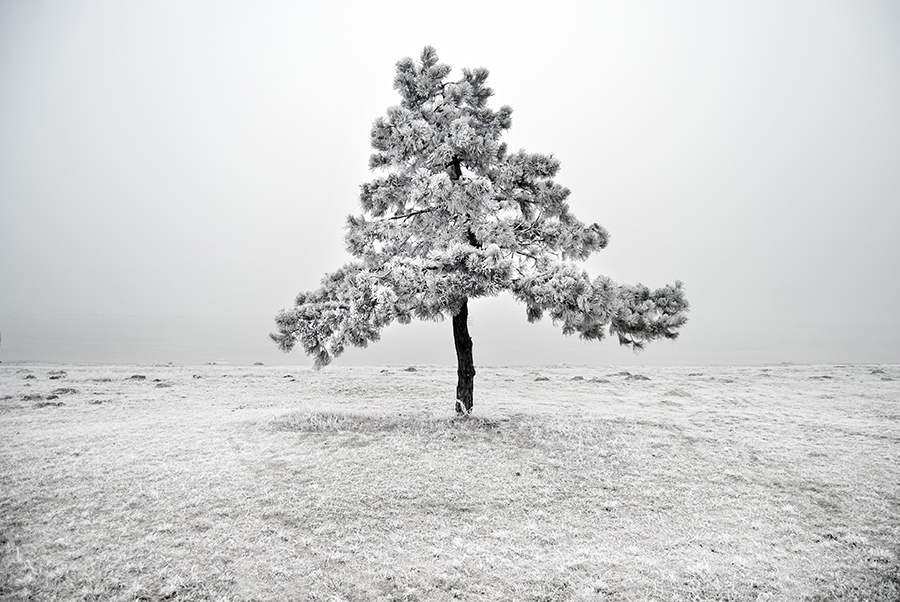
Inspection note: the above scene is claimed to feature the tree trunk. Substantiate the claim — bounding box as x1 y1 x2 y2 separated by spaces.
448 155 476 415
453 298 475 415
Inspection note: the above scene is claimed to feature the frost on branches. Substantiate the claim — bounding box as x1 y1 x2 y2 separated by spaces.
272 47 689 414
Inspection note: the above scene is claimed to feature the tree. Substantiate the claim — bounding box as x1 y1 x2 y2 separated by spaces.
272 47 689 415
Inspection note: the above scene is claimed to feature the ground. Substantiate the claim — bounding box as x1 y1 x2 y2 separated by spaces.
1 362 898 601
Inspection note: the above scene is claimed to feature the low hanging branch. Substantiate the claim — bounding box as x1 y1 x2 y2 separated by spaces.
272 46 690 414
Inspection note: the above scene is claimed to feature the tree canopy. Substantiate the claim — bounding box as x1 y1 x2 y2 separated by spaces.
272 47 689 411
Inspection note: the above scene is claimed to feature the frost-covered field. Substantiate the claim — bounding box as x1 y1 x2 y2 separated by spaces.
1 362 898 601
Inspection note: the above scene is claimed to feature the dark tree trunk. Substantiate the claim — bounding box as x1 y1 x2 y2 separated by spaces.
453 298 475 415
448 155 476 415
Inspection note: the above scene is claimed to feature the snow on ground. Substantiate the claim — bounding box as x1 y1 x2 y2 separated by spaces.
1 362 898 600
2 361 896 430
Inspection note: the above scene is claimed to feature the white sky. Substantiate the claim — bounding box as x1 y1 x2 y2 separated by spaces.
1 0 899 366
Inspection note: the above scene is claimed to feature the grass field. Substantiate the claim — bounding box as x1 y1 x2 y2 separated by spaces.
1 362 898 601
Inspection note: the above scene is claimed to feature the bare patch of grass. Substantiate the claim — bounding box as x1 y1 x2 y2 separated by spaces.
50 387 78 396
32 400 65 408
274 410 507 435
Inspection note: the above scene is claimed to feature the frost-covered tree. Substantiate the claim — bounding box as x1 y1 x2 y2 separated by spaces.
272 47 689 414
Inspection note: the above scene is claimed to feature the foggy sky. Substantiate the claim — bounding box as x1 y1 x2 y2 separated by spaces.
1 0 899 366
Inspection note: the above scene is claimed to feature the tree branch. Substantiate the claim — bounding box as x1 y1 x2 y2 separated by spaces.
382 208 436 221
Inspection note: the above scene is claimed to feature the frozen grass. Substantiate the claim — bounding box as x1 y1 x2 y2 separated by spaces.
0 363 898 601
